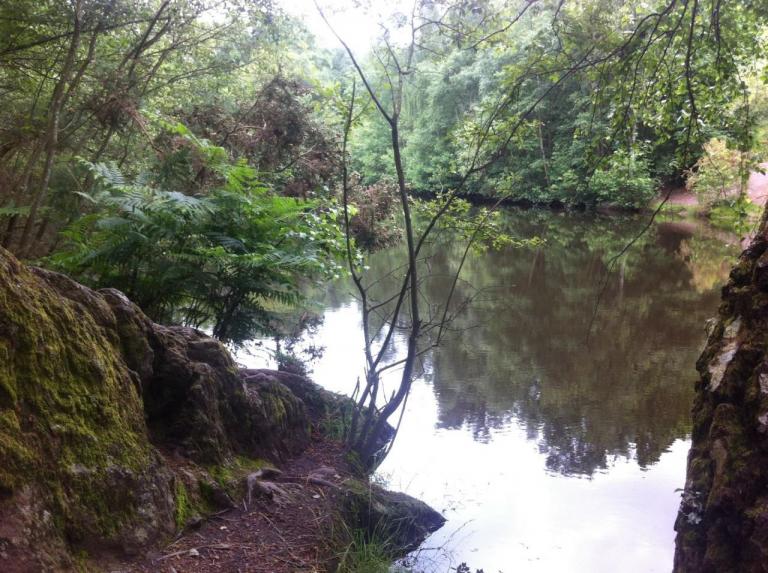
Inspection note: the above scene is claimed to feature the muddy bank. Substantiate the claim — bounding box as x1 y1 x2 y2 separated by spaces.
0 247 443 572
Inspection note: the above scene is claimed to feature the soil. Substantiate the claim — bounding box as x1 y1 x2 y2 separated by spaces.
106 435 353 573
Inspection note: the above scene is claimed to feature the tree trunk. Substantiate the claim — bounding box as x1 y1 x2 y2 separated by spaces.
674 208 768 572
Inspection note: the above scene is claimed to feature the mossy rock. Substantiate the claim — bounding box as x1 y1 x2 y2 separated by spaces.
0 248 325 570
240 369 395 455
0 250 175 570
341 478 446 557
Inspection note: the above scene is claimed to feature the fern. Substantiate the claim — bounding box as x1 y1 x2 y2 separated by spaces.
50 125 347 343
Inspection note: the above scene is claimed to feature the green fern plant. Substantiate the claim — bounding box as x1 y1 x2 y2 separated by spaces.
47 129 347 343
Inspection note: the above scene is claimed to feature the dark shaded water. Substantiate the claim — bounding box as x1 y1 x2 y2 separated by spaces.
240 209 742 572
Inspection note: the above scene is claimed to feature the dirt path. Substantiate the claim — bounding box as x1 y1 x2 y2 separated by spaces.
108 438 352 573
663 164 768 207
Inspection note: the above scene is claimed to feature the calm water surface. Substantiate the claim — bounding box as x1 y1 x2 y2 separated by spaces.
240 209 742 572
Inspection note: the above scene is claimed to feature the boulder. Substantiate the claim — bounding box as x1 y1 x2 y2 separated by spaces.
241 369 395 456
0 252 175 571
342 479 446 555
0 246 441 570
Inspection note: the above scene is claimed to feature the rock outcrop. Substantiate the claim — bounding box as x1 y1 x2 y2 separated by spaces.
0 248 315 570
0 247 443 571
674 214 768 572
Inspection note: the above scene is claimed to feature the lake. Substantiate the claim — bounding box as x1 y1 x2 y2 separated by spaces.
238 208 743 572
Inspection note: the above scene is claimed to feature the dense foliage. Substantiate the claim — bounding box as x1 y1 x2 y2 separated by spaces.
0 0 766 342
345 0 767 207
0 0 349 341
49 126 346 342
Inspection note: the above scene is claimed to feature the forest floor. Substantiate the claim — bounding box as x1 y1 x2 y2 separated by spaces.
105 436 353 573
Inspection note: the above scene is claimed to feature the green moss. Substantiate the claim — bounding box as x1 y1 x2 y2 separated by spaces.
0 409 35 490
72 549 90 573
208 464 234 487
195 478 229 514
262 389 288 425
198 479 216 505
0 254 158 541
207 455 271 489
0 343 17 406
344 477 372 497
174 480 190 529
234 455 270 472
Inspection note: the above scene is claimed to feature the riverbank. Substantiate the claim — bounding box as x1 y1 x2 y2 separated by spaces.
0 247 443 572
111 431 442 573
105 435 352 572
409 164 768 221
656 165 768 209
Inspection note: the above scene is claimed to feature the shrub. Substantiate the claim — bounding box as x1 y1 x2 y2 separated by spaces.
346 173 401 249
48 125 347 343
588 149 656 208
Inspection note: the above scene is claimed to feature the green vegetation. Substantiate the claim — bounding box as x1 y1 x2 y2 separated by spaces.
207 455 270 487
0 0 347 343
173 480 191 529
687 138 759 207
0 246 162 545
0 0 765 347
1 1 768 570
336 529 392 573
344 1 767 207
46 124 346 342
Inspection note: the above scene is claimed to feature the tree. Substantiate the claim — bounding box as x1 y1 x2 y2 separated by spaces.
0 0 284 257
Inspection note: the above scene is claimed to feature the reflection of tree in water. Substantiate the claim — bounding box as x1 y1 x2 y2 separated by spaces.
416 210 739 476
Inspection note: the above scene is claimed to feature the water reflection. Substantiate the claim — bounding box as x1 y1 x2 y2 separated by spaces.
419 213 728 476
238 208 741 571
332 210 737 476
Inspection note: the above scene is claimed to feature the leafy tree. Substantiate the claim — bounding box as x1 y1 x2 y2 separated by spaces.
589 148 656 208
0 0 326 257
340 0 766 207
